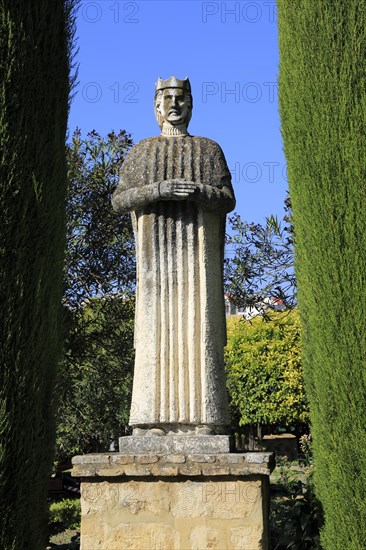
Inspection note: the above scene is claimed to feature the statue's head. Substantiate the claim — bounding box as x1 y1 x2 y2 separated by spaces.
154 76 193 133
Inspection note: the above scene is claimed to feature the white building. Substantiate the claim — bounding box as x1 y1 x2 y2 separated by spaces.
224 294 285 320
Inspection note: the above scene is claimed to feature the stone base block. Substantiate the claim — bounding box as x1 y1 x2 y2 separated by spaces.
119 434 233 454
73 452 274 550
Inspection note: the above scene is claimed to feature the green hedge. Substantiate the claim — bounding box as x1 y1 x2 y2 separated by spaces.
278 1 366 547
0 2 76 547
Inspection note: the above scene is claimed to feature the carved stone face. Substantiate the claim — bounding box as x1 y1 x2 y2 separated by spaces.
156 88 191 129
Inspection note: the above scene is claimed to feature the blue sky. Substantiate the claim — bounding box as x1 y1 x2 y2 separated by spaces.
68 0 288 223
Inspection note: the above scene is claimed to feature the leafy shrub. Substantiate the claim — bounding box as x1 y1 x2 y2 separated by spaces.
49 499 81 532
225 310 309 429
299 434 313 466
270 459 323 549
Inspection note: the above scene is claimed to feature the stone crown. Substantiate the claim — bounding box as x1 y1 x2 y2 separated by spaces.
155 76 191 93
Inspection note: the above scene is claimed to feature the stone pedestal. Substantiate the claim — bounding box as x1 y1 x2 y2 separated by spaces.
72 451 274 550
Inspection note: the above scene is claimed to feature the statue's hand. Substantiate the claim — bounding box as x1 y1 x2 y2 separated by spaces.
159 179 196 200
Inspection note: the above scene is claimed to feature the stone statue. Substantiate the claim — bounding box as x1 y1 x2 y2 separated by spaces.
112 76 236 439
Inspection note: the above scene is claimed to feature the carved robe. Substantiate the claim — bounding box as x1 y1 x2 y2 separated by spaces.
112 135 236 430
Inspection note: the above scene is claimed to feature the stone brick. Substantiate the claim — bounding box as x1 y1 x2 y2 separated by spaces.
189 454 216 463
110 454 134 465
163 454 186 464
246 452 271 464
201 465 230 476
96 467 125 477
150 464 179 476
135 454 159 464
72 465 97 477
178 464 202 476
217 453 246 464
73 453 110 465
123 464 153 476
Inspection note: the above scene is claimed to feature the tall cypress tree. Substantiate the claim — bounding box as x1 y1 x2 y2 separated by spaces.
278 2 366 547
0 1 77 547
